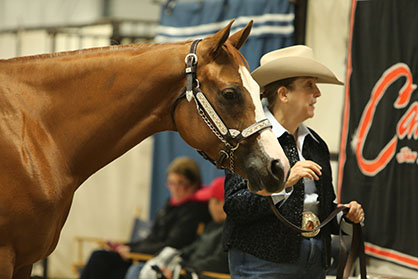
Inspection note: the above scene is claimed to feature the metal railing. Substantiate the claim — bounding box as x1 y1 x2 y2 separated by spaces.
0 18 158 58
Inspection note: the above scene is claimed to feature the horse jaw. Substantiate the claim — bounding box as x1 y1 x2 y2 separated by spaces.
238 66 290 193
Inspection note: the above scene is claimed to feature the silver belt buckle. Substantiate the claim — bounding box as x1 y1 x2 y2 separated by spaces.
301 211 320 238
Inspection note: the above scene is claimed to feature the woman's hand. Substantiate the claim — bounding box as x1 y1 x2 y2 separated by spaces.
339 201 365 224
255 160 321 196
285 160 322 187
115 244 131 261
161 267 173 279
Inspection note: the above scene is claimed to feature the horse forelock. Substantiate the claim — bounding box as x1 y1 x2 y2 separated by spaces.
224 43 250 70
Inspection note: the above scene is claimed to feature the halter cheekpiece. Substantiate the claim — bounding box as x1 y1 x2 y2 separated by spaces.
173 39 272 171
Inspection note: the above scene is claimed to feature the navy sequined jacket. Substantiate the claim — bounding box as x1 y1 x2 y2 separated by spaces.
222 129 340 267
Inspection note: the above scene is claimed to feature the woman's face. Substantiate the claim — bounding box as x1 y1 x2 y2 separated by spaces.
285 77 321 121
166 172 195 202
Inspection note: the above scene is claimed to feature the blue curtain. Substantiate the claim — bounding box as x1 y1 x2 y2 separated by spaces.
150 0 295 219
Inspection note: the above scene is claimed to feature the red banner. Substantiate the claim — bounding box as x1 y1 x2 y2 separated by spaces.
337 0 418 270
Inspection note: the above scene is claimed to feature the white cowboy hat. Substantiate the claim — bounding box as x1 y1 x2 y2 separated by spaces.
251 45 344 88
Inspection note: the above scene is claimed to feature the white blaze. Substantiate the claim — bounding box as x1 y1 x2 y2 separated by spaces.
239 66 290 176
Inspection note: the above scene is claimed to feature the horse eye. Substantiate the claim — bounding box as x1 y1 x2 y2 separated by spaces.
222 88 238 100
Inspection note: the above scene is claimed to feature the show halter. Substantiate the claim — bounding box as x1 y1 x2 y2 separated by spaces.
173 39 272 171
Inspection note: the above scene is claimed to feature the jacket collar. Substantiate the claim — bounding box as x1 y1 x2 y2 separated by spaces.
264 107 319 149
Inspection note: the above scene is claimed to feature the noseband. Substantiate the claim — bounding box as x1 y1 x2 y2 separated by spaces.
172 39 272 171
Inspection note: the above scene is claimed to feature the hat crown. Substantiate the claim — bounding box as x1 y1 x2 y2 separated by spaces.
260 45 314 66
252 45 343 87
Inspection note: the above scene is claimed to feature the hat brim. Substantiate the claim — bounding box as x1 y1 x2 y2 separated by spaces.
252 56 344 88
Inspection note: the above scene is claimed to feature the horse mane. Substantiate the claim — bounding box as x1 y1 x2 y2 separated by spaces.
4 40 248 68
3 41 188 63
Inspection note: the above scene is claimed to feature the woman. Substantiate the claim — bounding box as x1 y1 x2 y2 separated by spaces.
80 156 211 279
125 176 229 279
223 45 364 279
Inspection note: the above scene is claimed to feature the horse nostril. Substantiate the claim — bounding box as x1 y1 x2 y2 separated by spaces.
270 159 284 182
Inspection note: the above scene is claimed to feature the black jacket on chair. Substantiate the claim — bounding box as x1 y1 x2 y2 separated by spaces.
181 221 229 274
222 129 339 267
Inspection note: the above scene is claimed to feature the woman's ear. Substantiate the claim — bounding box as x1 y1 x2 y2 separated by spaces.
277 86 288 103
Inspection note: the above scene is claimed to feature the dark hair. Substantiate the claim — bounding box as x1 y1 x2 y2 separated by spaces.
166 157 202 188
261 77 298 112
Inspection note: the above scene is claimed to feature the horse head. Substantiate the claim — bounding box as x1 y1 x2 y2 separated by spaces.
173 20 290 194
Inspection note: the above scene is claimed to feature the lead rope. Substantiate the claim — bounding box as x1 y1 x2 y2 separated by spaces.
268 198 366 278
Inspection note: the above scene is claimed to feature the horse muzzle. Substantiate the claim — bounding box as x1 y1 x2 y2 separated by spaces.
243 155 287 194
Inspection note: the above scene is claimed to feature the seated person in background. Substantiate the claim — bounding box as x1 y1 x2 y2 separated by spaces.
125 176 229 279
80 156 211 279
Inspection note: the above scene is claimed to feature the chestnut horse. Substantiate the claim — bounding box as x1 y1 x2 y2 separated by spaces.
0 21 289 278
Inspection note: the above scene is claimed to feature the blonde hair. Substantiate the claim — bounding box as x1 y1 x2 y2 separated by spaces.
167 157 202 188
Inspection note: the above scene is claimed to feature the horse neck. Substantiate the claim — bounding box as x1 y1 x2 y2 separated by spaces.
7 43 188 184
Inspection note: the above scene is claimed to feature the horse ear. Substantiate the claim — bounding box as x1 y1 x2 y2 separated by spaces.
228 20 253 50
206 19 235 57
